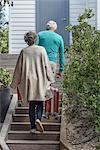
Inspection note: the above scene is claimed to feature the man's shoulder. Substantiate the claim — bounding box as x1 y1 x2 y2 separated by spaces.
55 32 63 39
38 30 47 35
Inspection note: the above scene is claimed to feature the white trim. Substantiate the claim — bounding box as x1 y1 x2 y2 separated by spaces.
9 5 12 54
97 0 100 29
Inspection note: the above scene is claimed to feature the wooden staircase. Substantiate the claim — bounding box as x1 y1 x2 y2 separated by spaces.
6 106 61 150
0 55 63 150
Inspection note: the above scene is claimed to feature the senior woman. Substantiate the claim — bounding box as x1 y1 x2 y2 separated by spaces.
10 31 55 133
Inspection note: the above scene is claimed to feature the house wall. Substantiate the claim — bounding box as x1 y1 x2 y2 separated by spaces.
9 0 98 53
69 0 97 42
9 0 36 53
69 0 97 26
97 0 100 29
88 0 97 26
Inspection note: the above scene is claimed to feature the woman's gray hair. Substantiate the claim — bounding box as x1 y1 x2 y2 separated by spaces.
24 31 37 46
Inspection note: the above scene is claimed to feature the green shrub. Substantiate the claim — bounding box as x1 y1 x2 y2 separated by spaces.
0 29 8 53
63 9 100 132
0 68 11 89
0 4 9 53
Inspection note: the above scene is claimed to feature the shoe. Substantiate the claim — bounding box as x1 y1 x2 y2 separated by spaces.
30 128 36 134
36 119 44 133
18 101 22 107
43 113 50 119
45 112 50 119
54 115 59 120
53 113 59 120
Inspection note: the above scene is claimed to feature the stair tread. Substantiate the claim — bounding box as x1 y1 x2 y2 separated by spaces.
12 114 61 123
13 114 29 116
11 122 60 125
13 114 61 118
8 131 60 134
16 106 62 110
6 140 60 144
16 107 29 109
13 114 61 117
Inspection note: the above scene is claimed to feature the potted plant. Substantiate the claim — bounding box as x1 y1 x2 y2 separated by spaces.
0 68 11 123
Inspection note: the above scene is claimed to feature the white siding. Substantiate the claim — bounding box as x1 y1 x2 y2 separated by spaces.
9 0 36 54
97 0 100 29
70 0 97 26
88 0 97 26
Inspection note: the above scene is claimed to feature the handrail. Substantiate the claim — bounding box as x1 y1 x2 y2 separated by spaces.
0 54 18 68
0 94 18 150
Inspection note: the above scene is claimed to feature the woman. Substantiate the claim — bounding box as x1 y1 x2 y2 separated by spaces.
10 31 55 133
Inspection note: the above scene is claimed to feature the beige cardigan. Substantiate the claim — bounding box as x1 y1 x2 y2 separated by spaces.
11 45 55 103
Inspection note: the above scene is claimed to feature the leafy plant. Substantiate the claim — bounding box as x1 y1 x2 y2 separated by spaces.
0 5 5 28
96 146 100 150
0 68 11 89
64 9 100 133
0 1 10 7
0 3 9 53
0 28 8 53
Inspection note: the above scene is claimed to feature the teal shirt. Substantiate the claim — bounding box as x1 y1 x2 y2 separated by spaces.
35 31 65 72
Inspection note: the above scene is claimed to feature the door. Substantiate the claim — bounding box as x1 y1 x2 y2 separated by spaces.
36 0 69 44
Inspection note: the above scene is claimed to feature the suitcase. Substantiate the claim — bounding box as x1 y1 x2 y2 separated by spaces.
45 90 59 115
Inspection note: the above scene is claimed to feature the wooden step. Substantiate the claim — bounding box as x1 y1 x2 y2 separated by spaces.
13 114 61 123
8 131 60 141
6 140 60 150
15 106 62 114
15 107 29 114
10 122 60 131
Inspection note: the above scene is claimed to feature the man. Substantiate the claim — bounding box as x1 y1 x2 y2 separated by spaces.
36 20 65 77
36 20 65 118
10 31 55 133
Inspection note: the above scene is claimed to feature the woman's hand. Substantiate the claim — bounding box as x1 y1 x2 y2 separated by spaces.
56 72 62 78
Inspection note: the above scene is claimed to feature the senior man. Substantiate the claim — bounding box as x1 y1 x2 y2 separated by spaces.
36 20 65 118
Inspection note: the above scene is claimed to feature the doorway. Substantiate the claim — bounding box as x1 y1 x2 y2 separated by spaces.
36 0 69 44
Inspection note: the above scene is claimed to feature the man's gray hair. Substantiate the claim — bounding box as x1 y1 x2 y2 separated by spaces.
46 20 57 31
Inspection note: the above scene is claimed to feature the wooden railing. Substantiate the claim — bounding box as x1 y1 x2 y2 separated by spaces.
0 54 18 69
0 95 18 150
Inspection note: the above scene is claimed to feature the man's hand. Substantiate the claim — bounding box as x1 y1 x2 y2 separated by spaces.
56 72 62 78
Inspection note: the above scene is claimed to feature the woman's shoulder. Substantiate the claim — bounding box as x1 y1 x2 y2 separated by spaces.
35 45 45 51
35 45 47 56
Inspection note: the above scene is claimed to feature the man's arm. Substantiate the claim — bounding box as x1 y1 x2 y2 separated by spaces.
58 36 65 74
43 48 55 83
